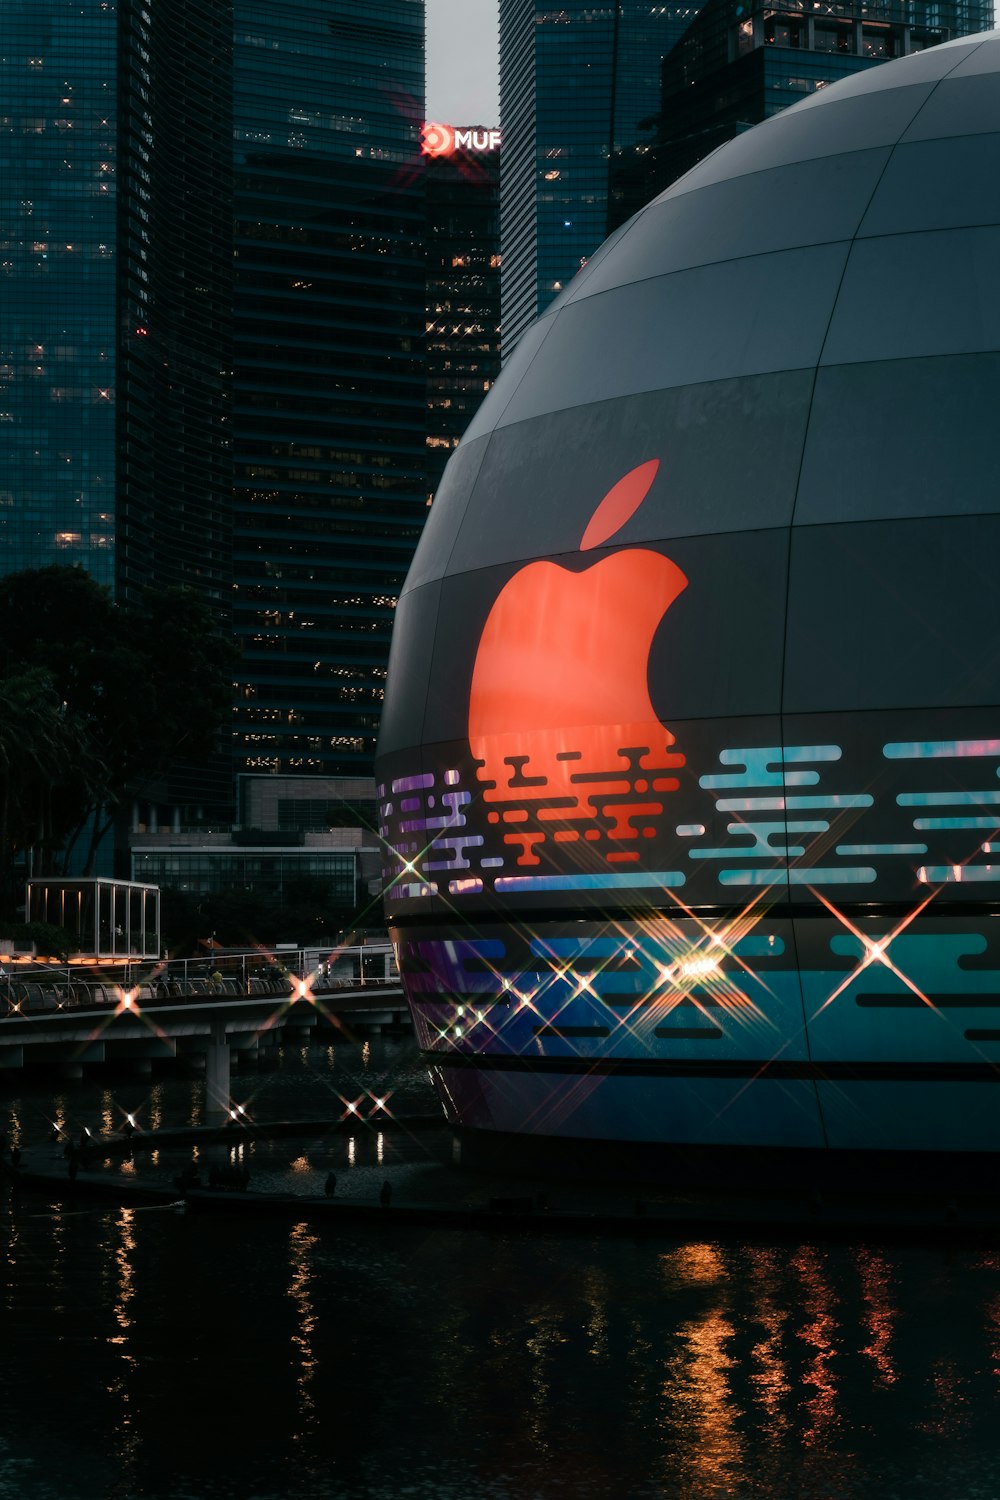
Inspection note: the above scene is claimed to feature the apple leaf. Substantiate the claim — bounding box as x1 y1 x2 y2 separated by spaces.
579 459 660 551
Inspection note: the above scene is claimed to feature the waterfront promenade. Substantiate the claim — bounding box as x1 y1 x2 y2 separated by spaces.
6 1111 1000 1241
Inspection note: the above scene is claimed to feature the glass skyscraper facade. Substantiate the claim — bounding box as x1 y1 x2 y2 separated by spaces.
498 1 699 351
424 135 501 502
0 0 234 839
231 0 427 778
0 1 119 587
0 0 233 604
616 0 994 203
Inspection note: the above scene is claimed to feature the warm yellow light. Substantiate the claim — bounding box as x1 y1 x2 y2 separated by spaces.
679 957 720 980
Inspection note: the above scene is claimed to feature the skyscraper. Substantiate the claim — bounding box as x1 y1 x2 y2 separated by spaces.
610 0 993 208
0 0 233 605
498 1 698 352
231 0 427 779
424 126 502 502
0 0 235 849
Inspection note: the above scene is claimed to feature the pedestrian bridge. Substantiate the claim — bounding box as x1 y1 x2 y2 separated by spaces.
0 945 406 1124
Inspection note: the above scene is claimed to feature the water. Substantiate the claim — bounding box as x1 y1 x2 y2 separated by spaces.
2 1045 1000 1499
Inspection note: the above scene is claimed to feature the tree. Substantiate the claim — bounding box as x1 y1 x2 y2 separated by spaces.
0 665 107 915
0 566 237 908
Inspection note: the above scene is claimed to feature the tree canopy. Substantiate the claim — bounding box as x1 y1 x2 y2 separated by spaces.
0 565 236 915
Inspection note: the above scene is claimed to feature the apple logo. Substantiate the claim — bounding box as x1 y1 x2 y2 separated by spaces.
468 459 687 868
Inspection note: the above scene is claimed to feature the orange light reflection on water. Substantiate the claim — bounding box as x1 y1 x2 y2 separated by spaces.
287 1222 320 1454
745 1246 793 1441
792 1246 841 1451
656 1244 745 1493
106 1208 140 1488
857 1246 898 1388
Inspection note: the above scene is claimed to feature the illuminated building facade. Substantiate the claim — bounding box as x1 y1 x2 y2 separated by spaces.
0 0 233 602
378 35 1000 1168
610 0 992 208
498 0 699 352
130 774 380 912
0 0 234 840
231 0 427 779
424 128 502 502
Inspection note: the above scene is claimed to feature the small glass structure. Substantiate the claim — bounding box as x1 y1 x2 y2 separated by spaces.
27 879 160 960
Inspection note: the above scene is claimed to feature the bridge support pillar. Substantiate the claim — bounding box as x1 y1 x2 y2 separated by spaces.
204 1020 230 1128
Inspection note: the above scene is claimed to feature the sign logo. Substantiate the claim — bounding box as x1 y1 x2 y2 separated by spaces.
421 121 455 157
468 460 687 869
421 122 501 157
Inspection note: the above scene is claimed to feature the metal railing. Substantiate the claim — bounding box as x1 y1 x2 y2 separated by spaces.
0 944 398 1018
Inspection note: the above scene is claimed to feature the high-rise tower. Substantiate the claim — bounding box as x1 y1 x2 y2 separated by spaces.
231 0 427 779
0 0 233 605
498 1 695 353
609 0 994 209
424 125 502 503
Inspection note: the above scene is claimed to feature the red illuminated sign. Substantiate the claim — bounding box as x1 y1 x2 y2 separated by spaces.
421 122 501 157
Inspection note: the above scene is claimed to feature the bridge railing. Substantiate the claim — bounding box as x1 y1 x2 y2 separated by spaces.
0 944 399 1018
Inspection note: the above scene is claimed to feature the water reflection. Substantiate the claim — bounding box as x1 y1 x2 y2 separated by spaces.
287 1221 320 1467
3 1204 1000 1499
793 1245 841 1452
4 1047 1000 1498
657 1245 743 1493
745 1247 793 1442
106 1209 139 1485
857 1246 898 1388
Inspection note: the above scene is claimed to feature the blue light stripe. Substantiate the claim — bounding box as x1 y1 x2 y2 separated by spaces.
688 747 843 791
897 791 1000 806
732 936 786 956
918 865 1000 883
835 843 928 856
715 797 785 811
782 746 842 762
786 794 873 809
718 867 875 886
884 739 1000 759
494 871 686 892
912 817 1000 830
715 794 872 812
695 848 805 860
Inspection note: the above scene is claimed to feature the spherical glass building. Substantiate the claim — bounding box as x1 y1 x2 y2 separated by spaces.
377 33 1000 1171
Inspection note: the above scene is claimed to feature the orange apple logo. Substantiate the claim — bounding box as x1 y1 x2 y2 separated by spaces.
468 460 687 868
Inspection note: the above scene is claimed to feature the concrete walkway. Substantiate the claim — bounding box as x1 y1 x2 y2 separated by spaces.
5 1119 1000 1241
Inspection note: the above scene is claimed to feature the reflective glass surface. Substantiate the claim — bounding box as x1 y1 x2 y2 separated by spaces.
499 1 700 349
232 0 426 777
0 0 118 584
